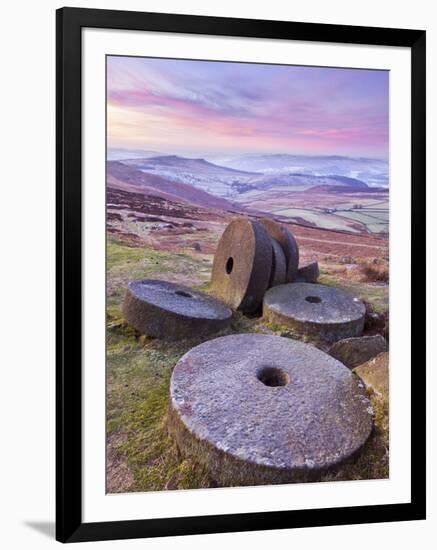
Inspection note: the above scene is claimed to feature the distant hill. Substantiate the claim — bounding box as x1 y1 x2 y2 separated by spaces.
107 161 243 212
307 184 385 194
209 153 389 188
107 148 162 161
123 155 256 176
245 172 368 191
122 155 372 198
323 175 368 188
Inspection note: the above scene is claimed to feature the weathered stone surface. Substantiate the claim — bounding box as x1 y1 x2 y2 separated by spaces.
353 352 389 403
168 334 373 487
259 218 299 282
329 335 388 369
211 218 272 312
123 279 232 340
264 283 365 342
296 261 320 283
268 238 287 288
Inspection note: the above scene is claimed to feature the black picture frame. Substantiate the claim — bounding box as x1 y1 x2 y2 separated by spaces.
56 6 426 543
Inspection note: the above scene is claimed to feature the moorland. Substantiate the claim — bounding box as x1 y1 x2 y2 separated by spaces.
106 151 389 493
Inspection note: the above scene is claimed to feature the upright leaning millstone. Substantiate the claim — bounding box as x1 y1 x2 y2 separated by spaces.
168 334 373 486
123 279 232 340
259 218 299 282
264 283 366 342
268 238 287 288
211 218 272 313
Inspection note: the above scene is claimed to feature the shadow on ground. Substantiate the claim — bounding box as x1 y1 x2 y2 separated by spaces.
24 521 55 539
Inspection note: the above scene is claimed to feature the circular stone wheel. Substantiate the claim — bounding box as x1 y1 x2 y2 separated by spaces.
210 218 272 313
259 218 299 282
264 283 366 342
122 279 232 340
268 238 287 288
168 334 373 487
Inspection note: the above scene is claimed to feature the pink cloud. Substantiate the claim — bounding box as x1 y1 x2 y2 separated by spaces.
107 57 388 157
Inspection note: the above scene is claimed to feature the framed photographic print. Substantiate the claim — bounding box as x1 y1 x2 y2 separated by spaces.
56 7 426 543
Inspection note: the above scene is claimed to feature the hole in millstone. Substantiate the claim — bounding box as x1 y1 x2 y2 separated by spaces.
257 366 289 387
305 295 322 304
175 290 192 298
226 257 234 274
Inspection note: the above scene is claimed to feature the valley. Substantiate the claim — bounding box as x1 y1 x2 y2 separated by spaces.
108 150 389 235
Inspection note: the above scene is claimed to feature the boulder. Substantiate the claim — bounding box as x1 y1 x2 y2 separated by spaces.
329 335 388 369
353 352 389 403
296 261 320 283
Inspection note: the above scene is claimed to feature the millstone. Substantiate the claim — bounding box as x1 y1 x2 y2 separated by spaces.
122 279 232 340
259 218 299 282
168 334 373 486
296 261 320 283
264 283 366 342
211 218 272 312
268 239 287 288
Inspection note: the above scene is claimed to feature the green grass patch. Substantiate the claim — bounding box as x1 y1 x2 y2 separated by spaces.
106 236 389 492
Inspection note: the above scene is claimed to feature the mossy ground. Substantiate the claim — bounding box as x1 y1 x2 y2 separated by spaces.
106 238 389 492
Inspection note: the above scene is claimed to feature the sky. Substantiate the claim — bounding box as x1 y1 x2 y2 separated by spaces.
107 56 389 159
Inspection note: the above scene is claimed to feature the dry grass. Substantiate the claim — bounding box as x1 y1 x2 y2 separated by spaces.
359 259 389 283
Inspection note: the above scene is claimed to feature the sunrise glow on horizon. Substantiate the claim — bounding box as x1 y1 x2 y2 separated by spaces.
107 56 389 159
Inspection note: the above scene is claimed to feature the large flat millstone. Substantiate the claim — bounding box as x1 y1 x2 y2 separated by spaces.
210 218 272 313
122 279 232 340
168 334 373 486
264 283 365 342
